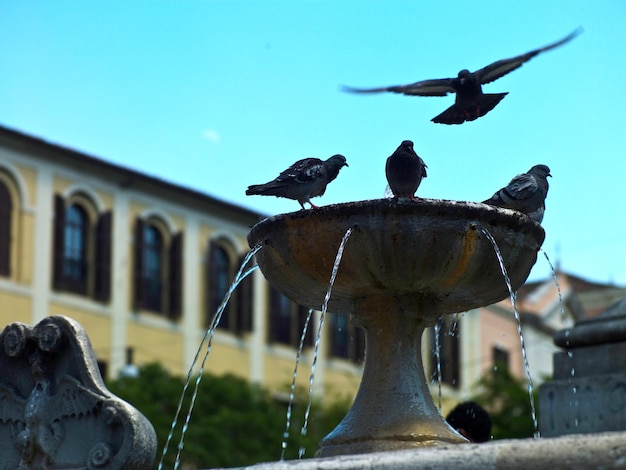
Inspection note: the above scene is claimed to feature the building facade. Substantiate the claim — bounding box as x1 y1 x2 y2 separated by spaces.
1 125 624 411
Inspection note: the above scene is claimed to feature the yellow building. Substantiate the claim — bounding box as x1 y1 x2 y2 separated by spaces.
2 125 624 411
0 125 363 400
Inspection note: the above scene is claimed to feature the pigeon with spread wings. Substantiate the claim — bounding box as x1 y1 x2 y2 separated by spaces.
343 28 581 124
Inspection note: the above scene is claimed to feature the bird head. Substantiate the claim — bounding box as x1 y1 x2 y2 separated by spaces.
400 140 414 150
529 164 551 178
324 154 348 183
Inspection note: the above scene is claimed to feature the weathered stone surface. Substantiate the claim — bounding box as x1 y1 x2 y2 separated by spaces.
248 199 545 456
554 298 626 348
0 316 156 470
210 431 626 470
540 298 626 438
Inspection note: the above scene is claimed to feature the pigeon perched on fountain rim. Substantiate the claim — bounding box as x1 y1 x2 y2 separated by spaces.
385 140 427 199
245 154 348 210
482 164 551 223
342 28 581 124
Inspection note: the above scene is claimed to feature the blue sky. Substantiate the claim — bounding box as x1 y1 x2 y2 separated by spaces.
1 1 625 285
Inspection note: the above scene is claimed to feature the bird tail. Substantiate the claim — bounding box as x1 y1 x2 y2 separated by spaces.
431 105 467 125
476 93 508 117
432 93 508 124
246 183 283 196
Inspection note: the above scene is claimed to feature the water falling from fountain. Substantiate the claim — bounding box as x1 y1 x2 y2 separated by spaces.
540 249 566 323
158 245 262 470
480 227 540 438
433 316 443 410
280 307 314 460
298 227 353 459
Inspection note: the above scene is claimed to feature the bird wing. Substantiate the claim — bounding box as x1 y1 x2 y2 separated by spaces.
476 28 582 85
342 78 456 97
502 173 539 201
276 158 326 185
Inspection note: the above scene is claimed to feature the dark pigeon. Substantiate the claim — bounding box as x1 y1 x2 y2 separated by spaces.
343 28 581 124
385 140 427 198
483 164 551 222
246 155 348 210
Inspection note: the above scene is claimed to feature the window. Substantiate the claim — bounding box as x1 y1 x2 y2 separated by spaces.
142 225 163 311
0 180 12 276
328 312 365 364
53 194 111 301
207 241 253 333
133 217 183 319
268 287 312 347
428 316 461 389
492 345 510 370
63 204 88 293
209 243 231 329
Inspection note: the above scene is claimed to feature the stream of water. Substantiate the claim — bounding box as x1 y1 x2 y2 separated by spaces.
280 307 314 460
298 227 353 459
433 316 443 410
480 227 540 438
158 244 262 470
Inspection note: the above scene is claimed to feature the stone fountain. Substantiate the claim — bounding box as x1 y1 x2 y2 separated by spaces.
248 198 545 457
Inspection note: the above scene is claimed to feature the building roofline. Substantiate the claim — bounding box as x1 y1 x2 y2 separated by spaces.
0 124 267 225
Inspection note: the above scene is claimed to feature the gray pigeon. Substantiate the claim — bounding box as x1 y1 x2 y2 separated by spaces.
343 28 581 124
483 164 551 222
246 155 348 209
385 140 427 198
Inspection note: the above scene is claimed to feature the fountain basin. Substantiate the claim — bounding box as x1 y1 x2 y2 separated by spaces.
248 199 544 314
248 198 545 456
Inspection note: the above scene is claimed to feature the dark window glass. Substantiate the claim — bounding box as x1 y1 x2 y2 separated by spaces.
211 245 232 329
328 312 365 364
429 317 460 389
63 204 88 282
142 225 163 311
492 346 510 370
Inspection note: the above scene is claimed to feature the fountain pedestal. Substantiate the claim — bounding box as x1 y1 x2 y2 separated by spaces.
320 301 465 456
248 199 545 456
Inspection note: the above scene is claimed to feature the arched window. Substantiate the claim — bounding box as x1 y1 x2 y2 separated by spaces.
206 240 253 333
63 204 88 287
208 242 233 329
0 180 12 276
142 225 164 311
133 217 183 318
53 194 112 301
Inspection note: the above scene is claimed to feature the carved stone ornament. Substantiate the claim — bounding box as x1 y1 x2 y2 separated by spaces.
0 316 156 470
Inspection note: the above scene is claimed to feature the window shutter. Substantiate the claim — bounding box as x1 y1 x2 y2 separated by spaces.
94 211 112 302
168 232 183 320
0 182 11 276
52 195 66 290
236 253 254 333
133 218 145 310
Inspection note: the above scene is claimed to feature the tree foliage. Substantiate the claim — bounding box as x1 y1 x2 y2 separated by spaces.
471 364 539 439
106 363 350 469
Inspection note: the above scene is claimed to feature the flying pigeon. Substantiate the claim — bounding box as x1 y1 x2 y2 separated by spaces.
482 164 551 223
245 155 348 209
343 28 581 124
385 140 427 198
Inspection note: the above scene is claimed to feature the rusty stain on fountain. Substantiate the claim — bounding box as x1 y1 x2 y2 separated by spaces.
247 198 545 457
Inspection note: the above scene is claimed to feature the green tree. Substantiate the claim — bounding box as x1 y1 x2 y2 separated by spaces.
471 364 539 439
106 363 350 468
